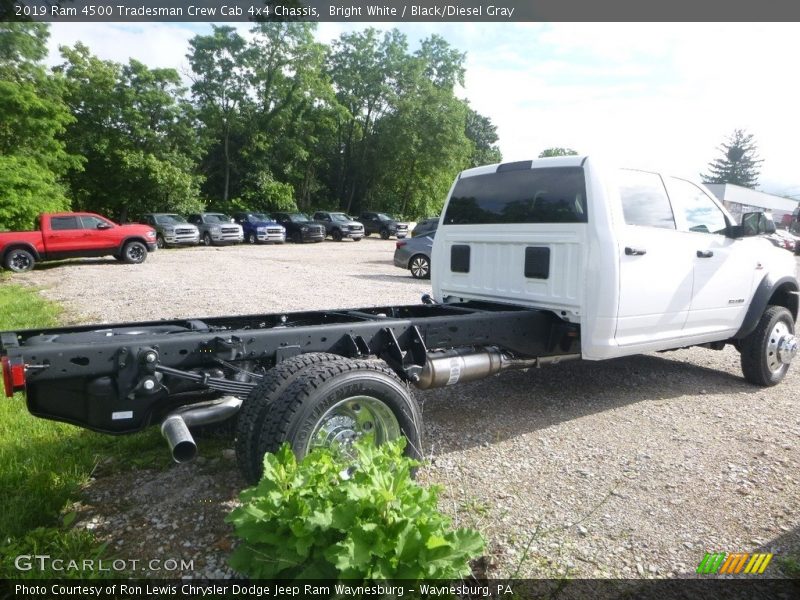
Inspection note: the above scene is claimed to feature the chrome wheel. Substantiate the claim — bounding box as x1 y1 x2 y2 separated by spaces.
156 235 165 249
768 321 797 372
306 395 401 455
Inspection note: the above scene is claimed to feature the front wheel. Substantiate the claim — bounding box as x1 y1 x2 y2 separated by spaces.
121 241 147 264
332 229 343 242
246 232 257 245
4 248 35 273
256 359 422 464
409 254 430 279
156 235 166 249
291 231 303 244
202 233 212 246
740 305 797 386
380 228 390 240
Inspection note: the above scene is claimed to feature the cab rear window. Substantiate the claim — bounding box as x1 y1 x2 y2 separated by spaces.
443 167 587 225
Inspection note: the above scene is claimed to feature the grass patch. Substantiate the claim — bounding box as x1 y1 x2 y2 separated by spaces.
0 281 174 578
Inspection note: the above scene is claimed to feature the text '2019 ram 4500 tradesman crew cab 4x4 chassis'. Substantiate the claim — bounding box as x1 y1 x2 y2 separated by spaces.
2 156 797 483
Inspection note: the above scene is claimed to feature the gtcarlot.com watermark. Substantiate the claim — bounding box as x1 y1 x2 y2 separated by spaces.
14 554 193 573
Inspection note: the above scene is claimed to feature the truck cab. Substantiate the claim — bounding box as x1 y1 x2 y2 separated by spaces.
432 156 798 362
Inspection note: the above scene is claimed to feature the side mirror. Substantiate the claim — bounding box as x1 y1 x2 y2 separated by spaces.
740 212 775 237
97 222 111 230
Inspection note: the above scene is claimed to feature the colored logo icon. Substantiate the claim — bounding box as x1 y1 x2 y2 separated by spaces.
696 552 773 574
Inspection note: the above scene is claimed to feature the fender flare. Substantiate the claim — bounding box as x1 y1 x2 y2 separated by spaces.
2 243 42 262
734 274 799 339
116 237 151 254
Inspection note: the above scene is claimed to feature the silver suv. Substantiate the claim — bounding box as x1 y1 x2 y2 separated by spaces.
140 213 200 248
187 213 244 246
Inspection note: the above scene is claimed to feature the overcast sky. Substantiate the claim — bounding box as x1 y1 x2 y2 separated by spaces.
45 22 800 198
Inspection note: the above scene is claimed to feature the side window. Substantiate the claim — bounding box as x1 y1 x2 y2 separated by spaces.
668 177 728 235
188 215 199 224
80 215 108 229
618 169 675 229
50 216 80 230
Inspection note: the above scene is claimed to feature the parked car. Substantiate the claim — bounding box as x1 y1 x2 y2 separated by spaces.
0 212 156 272
232 212 286 244
359 212 409 239
271 212 326 243
311 211 365 241
394 231 434 279
187 213 243 246
770 229 800 254
411 217 439 238
139 213 200 248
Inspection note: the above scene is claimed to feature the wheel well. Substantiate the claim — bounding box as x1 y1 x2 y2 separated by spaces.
3 244 40 261
118 237 149 251
769 282 799 322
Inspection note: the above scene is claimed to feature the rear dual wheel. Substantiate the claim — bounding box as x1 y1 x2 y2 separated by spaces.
236 356 422 484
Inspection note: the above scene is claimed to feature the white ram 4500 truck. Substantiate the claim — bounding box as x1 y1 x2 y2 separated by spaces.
2 156 797 479
432 155 798 385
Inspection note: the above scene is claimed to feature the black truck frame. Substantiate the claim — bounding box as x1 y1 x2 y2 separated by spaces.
1 298 580 482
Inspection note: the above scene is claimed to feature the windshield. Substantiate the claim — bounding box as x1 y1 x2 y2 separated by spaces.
289 213 310 223
377 213 393 221
155 214 187 225
204 214 231 224
250 213 271 222
331 213 350 222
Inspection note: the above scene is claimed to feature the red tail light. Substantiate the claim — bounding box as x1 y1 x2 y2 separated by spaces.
396 241 407 248
2 356 25 397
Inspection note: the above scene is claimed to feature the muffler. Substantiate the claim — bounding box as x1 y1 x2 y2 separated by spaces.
160 396 242 463
414 346 580 389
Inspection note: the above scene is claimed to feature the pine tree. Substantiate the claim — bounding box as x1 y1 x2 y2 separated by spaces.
701 129 763 188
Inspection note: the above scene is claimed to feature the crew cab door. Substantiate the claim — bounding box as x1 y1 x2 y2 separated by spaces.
615 170 694 346
43 215 83 258
665 177 755 336
79 214 117 252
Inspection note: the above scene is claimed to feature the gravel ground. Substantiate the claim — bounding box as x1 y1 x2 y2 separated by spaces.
9 241 800 579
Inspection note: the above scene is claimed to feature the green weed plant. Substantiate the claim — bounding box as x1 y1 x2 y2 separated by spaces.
227 439 485 580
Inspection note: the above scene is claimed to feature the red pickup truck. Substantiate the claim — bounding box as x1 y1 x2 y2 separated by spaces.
0 212 157 273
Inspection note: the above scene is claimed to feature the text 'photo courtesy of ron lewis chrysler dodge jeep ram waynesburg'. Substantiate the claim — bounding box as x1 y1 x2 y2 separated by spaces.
0 156 796 481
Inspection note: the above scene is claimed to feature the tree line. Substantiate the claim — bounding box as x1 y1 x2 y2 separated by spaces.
0 22 502 230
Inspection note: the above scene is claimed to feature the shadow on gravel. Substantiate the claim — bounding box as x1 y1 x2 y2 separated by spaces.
420 351 760 453
34 258 119 270
761 524 800 577
351 273 429 285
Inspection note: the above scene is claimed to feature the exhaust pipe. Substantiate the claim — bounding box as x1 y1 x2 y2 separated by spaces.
160 396 242 463
414 346 580 390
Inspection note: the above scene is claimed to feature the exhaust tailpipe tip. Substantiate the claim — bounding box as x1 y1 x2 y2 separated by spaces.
161 415 197 463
